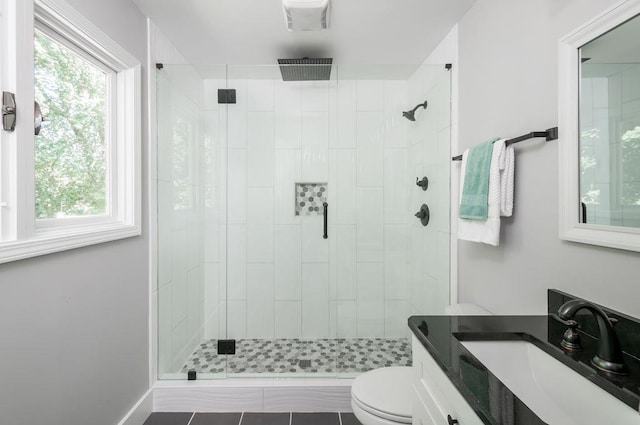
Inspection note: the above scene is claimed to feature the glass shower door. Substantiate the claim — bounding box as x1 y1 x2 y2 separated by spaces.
223 64 338 377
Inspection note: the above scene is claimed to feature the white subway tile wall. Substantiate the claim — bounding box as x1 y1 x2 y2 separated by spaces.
274 225 302 301
406 69 452 321
246 263 275 339
211 70 450 341
227 224 247 300
274 301 303 338
302 263 331 338
158 65 451 377
356 111 384 187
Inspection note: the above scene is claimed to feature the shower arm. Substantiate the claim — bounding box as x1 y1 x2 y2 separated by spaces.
402 100 428 121
408 101 428 115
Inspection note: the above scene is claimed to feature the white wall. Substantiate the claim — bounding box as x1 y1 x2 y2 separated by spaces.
0 2 150 424
457 0 640 317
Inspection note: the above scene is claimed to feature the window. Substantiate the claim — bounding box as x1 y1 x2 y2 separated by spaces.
34 29 110 220
0 0 141 263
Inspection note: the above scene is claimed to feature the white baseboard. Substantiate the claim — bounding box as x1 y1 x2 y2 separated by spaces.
153 379 353 412
117 389 153 425
263 386 352 412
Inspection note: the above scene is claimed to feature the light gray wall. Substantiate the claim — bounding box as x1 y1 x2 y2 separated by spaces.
457 0 640 317
0 1 150 425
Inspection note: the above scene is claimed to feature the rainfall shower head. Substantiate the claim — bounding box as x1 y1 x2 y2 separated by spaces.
278 57 332 81
402 101 428 121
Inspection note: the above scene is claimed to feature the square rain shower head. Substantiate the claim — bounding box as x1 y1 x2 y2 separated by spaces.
278 58 333 81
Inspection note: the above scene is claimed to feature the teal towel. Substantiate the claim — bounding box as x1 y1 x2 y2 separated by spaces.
459 138 499 220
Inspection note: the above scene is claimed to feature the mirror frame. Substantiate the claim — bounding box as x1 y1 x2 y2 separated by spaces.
559 0 640 252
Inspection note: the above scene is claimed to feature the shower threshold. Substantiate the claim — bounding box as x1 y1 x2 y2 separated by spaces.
181 337 411 376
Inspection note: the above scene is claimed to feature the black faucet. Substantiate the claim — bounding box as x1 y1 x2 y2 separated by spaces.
557 299 629 375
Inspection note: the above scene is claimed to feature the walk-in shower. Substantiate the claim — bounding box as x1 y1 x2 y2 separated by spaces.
155 63 452 380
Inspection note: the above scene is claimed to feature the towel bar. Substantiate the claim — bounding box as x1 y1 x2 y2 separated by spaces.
452 127 558 161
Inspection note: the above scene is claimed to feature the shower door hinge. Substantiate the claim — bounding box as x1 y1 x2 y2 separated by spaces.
218 89 236 104
217 339 236 355
445 63 452 71
187 369 196 380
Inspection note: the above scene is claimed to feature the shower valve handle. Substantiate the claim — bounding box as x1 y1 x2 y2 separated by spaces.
415 204 430 227
416 176 428 191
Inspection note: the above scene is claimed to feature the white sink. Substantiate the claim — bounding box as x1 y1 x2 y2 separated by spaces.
461 340 640 425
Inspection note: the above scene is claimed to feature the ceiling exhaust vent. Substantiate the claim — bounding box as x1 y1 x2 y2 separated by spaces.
278 58 333 81
282 0 329 31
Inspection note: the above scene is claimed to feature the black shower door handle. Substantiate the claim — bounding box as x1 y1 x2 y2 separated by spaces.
323 202 328 239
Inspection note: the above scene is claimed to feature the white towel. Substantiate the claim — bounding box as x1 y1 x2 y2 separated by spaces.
500 144 514 217
457 139 507 246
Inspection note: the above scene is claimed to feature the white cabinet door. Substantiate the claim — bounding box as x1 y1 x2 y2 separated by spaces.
412 336 484 425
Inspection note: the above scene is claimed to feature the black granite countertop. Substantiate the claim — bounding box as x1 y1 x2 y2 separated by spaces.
408 315 640 425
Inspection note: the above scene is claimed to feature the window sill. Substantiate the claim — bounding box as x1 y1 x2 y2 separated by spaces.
0 222 141 264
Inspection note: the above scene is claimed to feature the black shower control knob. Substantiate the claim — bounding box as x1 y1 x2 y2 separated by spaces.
416 176 428 191
415 204 430 227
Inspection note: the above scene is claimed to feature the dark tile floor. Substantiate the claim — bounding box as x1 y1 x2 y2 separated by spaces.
143 412 362 425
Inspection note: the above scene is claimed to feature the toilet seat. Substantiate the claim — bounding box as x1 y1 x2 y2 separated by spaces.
350 304 492 425
351 366 413 424
352 395 412 424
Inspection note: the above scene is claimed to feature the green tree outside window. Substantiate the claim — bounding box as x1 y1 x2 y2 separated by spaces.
34 31 107 219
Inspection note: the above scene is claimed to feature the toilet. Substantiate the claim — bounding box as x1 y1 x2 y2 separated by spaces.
350 303 492 425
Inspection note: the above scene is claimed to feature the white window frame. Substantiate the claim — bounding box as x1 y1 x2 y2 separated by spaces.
0 0 141 263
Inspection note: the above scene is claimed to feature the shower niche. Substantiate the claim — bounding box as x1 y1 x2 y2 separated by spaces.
156 63 453 380
295 183 327 216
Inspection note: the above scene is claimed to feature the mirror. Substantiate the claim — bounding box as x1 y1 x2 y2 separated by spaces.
579 15 640 228
559 0 640 251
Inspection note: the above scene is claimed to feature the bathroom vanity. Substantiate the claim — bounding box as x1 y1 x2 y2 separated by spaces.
408 291 640 424
412 333 485 425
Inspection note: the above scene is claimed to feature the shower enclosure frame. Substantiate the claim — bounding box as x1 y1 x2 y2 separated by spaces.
150 61 455 388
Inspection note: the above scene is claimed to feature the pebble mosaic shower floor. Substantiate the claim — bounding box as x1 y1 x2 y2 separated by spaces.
181 338 412 375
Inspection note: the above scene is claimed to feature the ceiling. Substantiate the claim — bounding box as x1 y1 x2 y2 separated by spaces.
132 0 476 65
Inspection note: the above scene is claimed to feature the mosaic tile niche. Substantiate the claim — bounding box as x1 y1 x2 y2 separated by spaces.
295 183 327 216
